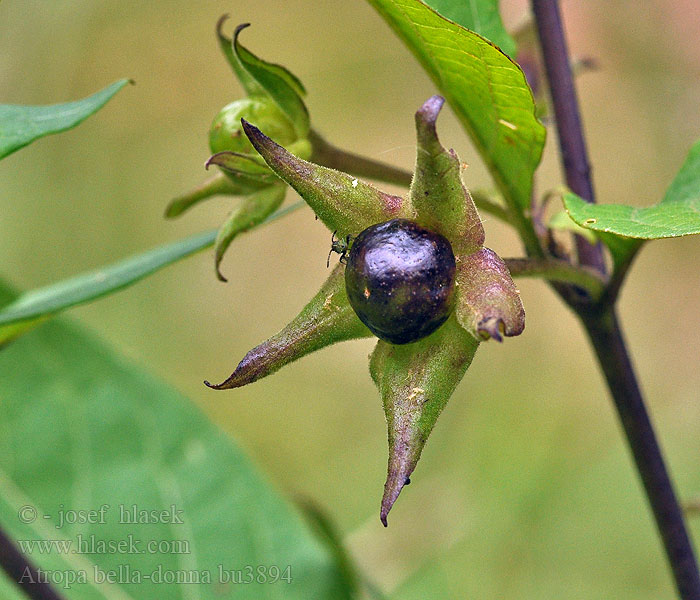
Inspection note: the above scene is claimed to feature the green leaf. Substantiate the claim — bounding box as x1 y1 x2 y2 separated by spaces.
296 500 361 596
411 95 484 256
548 209 598 244
205 262 371 390
564 140 700 240
370 315 479 525
0 203 304 345
424 0 516 57
0 281 352 600
367 0 545 216
0 570 24 600
0 79 130 160
0 229 215 345
233 24 310 138
242 120 408 237
214 184 287 281
596 231 644 274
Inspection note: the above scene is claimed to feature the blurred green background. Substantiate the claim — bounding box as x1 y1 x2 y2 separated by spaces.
1 0 699 597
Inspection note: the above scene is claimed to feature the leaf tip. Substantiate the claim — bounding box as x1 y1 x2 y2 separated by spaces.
233 22 252 40
216 14 231 39
163 203 178 219
203 375 238 390
380 469 414 528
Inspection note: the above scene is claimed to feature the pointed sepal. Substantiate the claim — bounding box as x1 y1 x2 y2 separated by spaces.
455 248 525 341
214 184 287 281
242 120 407 237
205 151 279 191
369 315 479 525
164 172 238 219
216 16 265 96
411 95 484 256
231 23 310 139
205 263 372 389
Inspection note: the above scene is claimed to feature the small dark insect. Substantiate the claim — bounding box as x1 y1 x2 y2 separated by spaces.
327 230 353 268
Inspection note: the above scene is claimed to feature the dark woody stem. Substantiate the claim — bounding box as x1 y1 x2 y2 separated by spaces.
531 1 700 597
531 0 606 275
580 308 700 600
0 526 66 600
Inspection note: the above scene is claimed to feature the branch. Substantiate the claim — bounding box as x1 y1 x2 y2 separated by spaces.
532 3 700 597
0 526 66 600
309 130 413 188
505 257 605 300
531 0 606 274
582 310 700 600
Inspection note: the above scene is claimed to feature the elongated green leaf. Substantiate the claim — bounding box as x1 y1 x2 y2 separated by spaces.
0 79 130 159
564 139 700 240
0 203 303 344
0 281 352 600
425 0 516 57
0 230 215 344
367 0 545 214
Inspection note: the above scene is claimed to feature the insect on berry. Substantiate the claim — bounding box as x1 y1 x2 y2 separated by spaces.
344 219 456 344
327 230 352 267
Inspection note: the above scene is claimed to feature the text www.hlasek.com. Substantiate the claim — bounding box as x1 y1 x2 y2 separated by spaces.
18 534 190 555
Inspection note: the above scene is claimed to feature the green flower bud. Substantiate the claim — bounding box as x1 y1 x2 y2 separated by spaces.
209 97 297 157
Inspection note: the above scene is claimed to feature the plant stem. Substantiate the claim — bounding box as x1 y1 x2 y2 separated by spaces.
582 309 700 599
309 130 413 188
0 526 65 600
504 257 605 300
531 0 606 274
531 1 700 596
470 190 513 226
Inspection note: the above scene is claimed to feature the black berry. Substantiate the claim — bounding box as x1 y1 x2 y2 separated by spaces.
344 219 456 344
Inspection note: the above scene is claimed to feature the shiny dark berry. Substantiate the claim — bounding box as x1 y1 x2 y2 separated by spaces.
344 219 456 344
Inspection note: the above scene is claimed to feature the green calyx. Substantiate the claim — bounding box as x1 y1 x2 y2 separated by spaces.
202 95 526 524
167 17 313 279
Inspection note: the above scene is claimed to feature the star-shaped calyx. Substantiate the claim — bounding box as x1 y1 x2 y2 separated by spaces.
205 95 525 525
